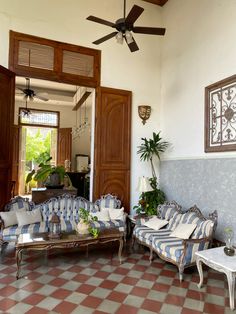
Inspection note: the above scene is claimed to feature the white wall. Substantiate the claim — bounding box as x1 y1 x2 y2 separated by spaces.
0 0 163 209
161 0 236 160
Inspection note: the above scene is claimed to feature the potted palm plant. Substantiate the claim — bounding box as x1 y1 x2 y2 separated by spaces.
26 157 72 189
135 132 169 216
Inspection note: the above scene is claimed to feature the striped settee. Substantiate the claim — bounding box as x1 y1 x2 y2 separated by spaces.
0 193 125 245
133 201 218 281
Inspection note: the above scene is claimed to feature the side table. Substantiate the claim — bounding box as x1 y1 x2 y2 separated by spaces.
195 246 236 310
126 215 148 239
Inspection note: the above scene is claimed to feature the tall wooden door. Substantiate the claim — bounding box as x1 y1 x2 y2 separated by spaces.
11 125 20 196
94 87 131 211
57 128 72 167
0 65 15 208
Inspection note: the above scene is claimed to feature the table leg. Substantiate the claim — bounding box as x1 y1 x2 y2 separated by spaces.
16 248 23 280
118 238 123 264
226 271 235 310
196 257 204 289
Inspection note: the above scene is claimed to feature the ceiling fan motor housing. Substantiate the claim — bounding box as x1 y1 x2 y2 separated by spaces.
115 18 132 33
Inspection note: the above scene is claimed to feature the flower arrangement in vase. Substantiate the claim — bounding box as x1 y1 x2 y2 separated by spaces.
77 208 99 238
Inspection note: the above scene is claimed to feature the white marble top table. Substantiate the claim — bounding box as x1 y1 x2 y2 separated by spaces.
195 247 236 310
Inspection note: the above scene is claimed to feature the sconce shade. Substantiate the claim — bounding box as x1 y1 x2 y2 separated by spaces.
138 105 151 125
137 176 153 193
116 31 123 44
125 30 134 44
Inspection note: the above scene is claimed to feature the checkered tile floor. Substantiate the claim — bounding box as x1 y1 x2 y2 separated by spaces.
0 241 233 314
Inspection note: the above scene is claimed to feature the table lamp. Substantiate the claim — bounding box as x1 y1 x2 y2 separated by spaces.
137 176 153 213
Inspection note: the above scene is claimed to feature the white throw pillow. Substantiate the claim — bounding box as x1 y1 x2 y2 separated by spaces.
16 208 42 227
92 208 110 221
143 217 168 230
0 208 26 227
106 207 124 220
170 223 197 239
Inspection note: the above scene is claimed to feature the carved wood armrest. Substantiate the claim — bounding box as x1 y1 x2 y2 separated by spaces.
182 237 211 246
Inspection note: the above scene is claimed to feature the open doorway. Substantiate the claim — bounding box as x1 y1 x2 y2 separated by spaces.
15 77 95 200
19 126 57 195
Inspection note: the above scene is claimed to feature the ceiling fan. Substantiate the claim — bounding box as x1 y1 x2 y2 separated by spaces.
16 77 49 102
86 0 166 52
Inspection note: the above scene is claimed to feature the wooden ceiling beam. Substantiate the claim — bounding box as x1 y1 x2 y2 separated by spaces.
142 0 168 7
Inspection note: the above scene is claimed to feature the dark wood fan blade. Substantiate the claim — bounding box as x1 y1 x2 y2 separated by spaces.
93 32 118 45
125 5 144 25
34 94 49 102
125 36 139 53
133 26 166 35
73 91 91 111
87 16 115 27
16 87 25 92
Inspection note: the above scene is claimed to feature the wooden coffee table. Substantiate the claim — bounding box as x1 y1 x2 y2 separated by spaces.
16 229 124 279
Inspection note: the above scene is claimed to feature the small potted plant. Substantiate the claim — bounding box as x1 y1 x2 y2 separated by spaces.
77 208 99 238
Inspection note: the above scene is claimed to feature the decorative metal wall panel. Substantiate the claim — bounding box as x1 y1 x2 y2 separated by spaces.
205 75 236 152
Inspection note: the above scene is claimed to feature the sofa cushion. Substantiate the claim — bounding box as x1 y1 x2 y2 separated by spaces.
143 217 168 230
0 208 25 227
133 225 172 245
2 222 48 237
191 220 214 239
92 209 110 221
90 219 125 232
16 207 42 227
167 212 183 230
60 220 77 232
107 207 124 220
158 202 181 221
170 223 197 239
41 197 99 222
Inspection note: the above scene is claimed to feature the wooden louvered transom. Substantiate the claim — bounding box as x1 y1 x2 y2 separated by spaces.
18 41 54 70
9 31 101 88
62 50 94 77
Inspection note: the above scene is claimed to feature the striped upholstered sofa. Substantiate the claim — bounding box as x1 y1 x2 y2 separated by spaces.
133 201 218 281
0 194 125 245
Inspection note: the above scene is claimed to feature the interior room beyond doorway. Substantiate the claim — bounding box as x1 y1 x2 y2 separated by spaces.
15 76 95 200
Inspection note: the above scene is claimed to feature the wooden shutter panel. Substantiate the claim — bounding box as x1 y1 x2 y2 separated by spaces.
62 50 94 77
18 41 54 70
0 65 15 208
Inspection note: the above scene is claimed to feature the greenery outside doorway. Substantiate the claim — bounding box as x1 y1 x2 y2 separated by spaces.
19 126 57 195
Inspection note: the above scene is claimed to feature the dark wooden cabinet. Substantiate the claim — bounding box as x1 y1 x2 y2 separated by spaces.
32 187 77 204
66 172 89 199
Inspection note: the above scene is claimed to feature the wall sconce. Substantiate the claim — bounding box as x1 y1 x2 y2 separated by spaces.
138 105 151 125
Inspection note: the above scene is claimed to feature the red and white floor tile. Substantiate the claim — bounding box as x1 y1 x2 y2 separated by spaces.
0 242 233 314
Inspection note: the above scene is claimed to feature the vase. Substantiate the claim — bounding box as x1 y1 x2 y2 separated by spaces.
224 229 235 256
77 220 90 235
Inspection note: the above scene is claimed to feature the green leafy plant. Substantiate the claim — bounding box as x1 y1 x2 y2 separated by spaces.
137 132 169 180
78 208 99 238
135 132 169 216
26 157 71 187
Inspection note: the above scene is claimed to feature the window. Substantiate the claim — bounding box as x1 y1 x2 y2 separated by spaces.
205 75 236 152
19 108 59 128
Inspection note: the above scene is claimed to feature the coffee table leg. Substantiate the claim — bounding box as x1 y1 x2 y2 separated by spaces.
226 271 235 310
16 248 23 280
196 257 204 289
118 238 123 264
